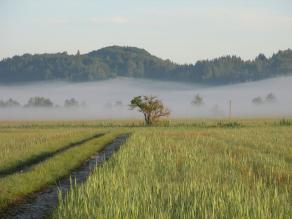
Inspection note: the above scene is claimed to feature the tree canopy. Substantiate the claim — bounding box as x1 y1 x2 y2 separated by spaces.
0 98 20 108
0 46 291 84
24 96 54 108
64 98 80 108
251 92 277 105
129 96 170 125
191 94 204 106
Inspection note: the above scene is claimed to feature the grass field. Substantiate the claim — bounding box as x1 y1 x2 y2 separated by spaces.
0 119 291 218
0 127 103 174
0 123 127 212
53 120 291 219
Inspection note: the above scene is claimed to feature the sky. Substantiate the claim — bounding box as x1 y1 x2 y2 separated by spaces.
1 0 292 64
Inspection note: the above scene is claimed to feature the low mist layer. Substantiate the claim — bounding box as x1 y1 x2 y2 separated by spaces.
0 76 292 120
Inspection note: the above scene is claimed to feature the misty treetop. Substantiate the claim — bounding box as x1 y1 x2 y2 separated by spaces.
0 98 21 108
251 92 277 105
24 96 54 108
0 46 292 84
191 94 204 107
265 93 277 103
252 96 264 105
64 98 84 108
0 97 86 108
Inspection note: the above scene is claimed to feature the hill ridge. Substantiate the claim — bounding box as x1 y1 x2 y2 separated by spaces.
0 46 291 84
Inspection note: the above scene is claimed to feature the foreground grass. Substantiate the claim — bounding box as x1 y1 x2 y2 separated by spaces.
0 128 102 173
0 130 126 212
53 126 291 219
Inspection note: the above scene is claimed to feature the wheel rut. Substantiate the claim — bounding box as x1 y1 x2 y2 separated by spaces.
0 134 128 219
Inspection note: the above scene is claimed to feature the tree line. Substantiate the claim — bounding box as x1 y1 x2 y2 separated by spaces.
191 93 278 107
0 46 291 84
0 97 85 108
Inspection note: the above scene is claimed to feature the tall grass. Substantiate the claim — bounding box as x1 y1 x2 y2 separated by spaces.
279 118 292 126
54 127 291 219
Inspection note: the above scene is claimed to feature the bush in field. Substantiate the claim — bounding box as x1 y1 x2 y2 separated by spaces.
191 94 204 107
0 98 20 108
24 96 54 108
64 98 80 108
216 120 241 128
129 95 170 125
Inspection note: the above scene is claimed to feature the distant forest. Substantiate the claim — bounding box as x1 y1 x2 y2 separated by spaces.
0 46 291 84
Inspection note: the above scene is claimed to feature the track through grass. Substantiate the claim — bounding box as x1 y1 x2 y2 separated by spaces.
0 128 103 174
0 133 105 177
0 130 127 213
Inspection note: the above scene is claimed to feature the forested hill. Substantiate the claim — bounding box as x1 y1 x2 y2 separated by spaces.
0 46 292 84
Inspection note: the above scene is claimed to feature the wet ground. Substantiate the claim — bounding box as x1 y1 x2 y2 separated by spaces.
1 134 128 219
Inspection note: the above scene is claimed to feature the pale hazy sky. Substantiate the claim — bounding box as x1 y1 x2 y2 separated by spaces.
1 0 292 63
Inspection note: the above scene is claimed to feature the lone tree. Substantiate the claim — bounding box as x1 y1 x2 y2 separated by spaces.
129 96 170 125
191 94 204 106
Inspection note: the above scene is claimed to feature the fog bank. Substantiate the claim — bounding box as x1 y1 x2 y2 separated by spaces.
0 76 292 120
